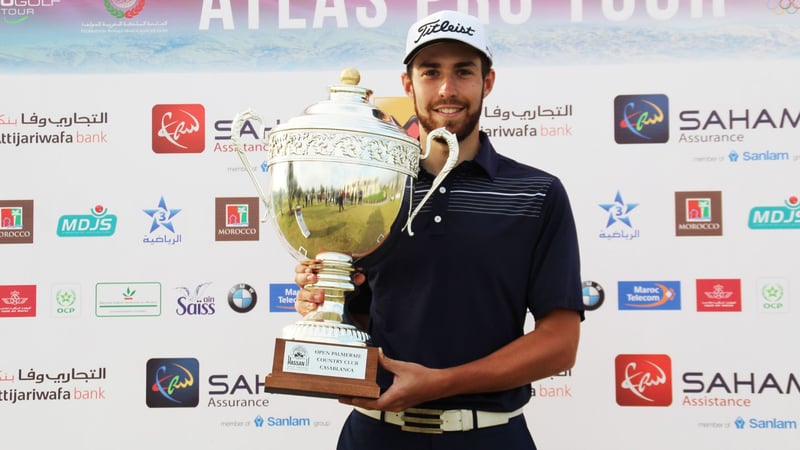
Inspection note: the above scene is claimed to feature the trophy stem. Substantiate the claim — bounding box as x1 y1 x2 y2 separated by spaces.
282 251 372 347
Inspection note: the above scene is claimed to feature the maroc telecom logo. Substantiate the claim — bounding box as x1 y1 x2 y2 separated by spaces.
614 94 669 144
615 354 672 407
0 200 34 244
152 104 205 154
145 357 199 408
618 281 681 310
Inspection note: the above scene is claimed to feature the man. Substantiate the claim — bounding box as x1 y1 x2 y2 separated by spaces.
294 10 584 449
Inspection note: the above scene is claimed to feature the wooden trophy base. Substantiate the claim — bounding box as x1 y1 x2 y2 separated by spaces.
265 338 380 399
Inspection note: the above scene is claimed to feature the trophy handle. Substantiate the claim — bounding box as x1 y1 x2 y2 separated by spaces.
231 109 272 223
402 127 459 236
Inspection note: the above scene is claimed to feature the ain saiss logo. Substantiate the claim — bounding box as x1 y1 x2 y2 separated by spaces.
146 358 199 408
614 94 669 144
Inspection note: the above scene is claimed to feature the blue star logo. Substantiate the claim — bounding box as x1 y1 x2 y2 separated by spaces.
599 191 639 228
143 196 182 233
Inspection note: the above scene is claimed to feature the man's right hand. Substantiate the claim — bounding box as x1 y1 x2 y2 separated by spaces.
294 259 324 317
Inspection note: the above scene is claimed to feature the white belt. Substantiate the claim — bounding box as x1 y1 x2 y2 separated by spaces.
354 406 524 434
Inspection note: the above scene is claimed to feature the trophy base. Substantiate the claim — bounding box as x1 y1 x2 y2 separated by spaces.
265 338 380 399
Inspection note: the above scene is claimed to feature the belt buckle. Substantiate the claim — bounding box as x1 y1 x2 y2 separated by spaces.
400 407 445 434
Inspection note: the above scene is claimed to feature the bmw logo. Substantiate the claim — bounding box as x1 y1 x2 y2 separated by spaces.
582 280 604 311
228 283 257 313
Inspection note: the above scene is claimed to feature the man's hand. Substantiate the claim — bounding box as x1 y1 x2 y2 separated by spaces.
293 259 366 317
293 259 324 316
339 349 447 412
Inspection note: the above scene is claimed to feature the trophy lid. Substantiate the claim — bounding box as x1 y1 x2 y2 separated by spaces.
266 68 420 175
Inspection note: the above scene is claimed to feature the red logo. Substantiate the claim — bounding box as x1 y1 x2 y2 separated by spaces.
152 104 205 153
615 354 672 406
696 279 741 312
0 285 36 317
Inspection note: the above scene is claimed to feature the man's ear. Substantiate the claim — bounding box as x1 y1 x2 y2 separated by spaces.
483 69 496 98
401 72 414 98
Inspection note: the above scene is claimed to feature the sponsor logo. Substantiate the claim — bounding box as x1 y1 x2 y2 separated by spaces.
0 0 63 25
748 195 800 229
618 281 681 310
215 197 259 241
0 200 34 244
728 150 791 163
615 354 672 406
675 191 723 236
143 196 183 245
614 94 669 144
582 280 604 311
735 416 798 430
285 344 310 371
228 283 257 313
105 0 146 20
682 370 800 407
270 283 298 312
95 282 161 317
145 358 199 408
56 205 117 237
175 282 216 317
152 104 205 154
696 279 741 312
0 285 36 317
212 116 273 154
207 372 271 408
757 278 789 313
52 283 81 317
598 190 640 240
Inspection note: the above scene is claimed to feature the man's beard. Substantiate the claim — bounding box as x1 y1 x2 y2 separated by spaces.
415 96 483 143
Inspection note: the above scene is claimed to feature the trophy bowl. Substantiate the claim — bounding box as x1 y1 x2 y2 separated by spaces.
232 69 459 398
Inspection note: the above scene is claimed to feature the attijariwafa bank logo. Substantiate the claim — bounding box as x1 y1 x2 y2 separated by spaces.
618 281 681 310
614 94 669 144
615 354 672 407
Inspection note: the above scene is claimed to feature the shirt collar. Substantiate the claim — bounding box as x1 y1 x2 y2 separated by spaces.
469 131 498 180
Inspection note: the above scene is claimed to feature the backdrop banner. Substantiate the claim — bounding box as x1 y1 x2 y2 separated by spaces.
1 1 798 449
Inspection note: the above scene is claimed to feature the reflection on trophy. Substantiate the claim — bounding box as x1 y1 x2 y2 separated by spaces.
231 68 459 399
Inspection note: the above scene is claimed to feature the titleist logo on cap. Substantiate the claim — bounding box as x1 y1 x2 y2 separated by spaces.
413 19 476 44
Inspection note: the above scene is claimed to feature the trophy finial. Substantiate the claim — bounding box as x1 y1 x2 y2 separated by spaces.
340 67 361 85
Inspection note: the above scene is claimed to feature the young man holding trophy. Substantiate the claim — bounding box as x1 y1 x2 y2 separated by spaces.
294 10 585 450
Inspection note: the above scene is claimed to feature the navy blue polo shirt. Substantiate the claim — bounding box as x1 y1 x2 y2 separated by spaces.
346 131 584 412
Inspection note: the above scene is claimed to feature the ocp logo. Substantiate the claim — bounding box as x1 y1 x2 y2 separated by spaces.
57 205 117 237
614 94 669 144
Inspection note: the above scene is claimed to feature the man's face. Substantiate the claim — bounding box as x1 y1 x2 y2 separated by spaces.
404 41 494 142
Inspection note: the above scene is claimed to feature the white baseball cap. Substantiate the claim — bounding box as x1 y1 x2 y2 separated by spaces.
403 10 493 65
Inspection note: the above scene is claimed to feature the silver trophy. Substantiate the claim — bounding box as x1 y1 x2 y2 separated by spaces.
232 68 459 398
